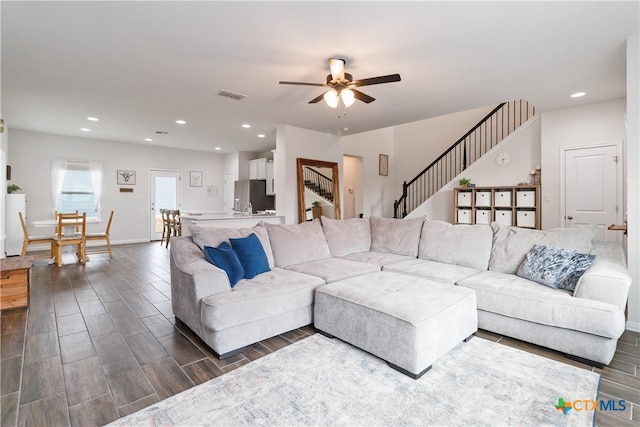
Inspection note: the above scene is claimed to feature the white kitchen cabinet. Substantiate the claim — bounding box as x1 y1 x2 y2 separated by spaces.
249 158 267 180
265 160 275 195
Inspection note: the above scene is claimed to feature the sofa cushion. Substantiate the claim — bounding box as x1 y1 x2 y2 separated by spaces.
370 216 425 257
190 223 275 268
230 233 270 280
383 259 481 285
203 242 244 287
321 216 371 256
340 251 416 267
265 219 331 268
516 244 577 289
488 223 597 274
285 257 380 283
419 220 492 270
200 268 325 331
457 270 625 339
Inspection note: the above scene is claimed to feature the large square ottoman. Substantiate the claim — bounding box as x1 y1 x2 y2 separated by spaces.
314 271 477 379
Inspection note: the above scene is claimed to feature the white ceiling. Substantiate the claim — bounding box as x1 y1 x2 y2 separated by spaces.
2 1 638 153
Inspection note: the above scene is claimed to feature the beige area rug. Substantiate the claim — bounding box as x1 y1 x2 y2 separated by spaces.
110 334 599 426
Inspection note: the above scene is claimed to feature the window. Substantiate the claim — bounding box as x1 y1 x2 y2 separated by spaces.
52 159 102 219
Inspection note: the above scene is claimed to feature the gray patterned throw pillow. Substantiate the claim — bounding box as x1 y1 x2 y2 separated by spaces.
557 253 596 292
516 244 577 289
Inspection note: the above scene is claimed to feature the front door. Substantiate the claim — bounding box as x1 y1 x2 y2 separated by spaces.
563 143 622 241
150 169 182 241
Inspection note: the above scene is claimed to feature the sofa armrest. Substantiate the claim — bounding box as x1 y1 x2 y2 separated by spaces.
573 241 631 311
171 237 232 297
170 237 232 334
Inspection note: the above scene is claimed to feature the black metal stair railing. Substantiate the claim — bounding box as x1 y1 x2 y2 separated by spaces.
393 99 535 218
303 166 334 202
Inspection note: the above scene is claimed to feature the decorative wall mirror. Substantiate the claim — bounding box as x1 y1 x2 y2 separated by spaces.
296 158 341 223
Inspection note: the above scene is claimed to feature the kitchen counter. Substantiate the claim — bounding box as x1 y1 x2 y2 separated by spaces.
181 212 284 236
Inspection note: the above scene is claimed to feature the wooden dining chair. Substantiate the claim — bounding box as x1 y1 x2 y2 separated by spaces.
160 209 171 247
165 209 182 248
54 212 86 267
18 212 55 258
55 210 81 235
85 211 114 258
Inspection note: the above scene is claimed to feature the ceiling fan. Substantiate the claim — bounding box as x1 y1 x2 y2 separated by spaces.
279 58 401 108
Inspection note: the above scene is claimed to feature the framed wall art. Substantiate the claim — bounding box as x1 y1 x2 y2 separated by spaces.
379 154 389 176
190 171 203 187
117 170 136 185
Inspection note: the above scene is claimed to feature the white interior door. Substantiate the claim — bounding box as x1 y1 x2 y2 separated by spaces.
150 170 181 241
563 143 622 241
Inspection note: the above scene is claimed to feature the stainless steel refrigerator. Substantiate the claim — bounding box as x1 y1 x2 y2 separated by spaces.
234 180 274 213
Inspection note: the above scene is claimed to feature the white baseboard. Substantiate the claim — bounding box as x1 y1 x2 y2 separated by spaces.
23 238 151 253
626 321 640 332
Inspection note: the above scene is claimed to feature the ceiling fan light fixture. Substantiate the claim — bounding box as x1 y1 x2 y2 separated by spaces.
324 89 339 108
341 89 355 107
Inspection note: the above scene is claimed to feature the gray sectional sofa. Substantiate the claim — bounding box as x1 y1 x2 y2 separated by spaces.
170 216 631 366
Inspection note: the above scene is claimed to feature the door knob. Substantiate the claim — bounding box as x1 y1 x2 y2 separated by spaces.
567 215 574 220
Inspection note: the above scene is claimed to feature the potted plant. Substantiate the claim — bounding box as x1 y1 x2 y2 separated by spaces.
311 201 322 219
7 184 21 194
459 178 471 188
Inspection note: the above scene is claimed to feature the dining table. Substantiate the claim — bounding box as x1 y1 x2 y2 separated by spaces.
32 217 102 264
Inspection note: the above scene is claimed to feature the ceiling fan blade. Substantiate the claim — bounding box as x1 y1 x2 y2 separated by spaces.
352 89 376 104
328 58 345 81
308 92 327 104
279 81 327 87
353 74 401 87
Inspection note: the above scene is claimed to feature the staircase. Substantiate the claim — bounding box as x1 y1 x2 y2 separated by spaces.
394 100 536 218
303 166 334 203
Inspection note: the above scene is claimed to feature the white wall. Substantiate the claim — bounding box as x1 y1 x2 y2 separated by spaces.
407 116 542 222
540 99 627 230
393 105 495 192
342 127 395 218
8 130 225 244
626 35 639 332
275 125 342 223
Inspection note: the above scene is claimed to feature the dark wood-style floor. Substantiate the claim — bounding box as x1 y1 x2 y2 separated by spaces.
1 242 638 426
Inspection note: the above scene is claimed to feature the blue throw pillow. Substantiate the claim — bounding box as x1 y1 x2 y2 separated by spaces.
557 253 596 293
203 242 245 287
516 244 577 289
230 233 270 279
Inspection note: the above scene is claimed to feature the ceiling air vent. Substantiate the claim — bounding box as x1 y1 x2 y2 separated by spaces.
218 89 247 101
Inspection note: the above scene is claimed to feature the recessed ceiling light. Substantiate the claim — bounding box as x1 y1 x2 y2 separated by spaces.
176 120 186 125
242 124 251 128
257 134 265 138
214 147 222 151
80 128 91 132
87 117 99 122
571 92 586 98
145 138 153 142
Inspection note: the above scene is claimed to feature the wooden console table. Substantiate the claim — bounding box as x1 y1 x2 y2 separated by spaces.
0 257 33 311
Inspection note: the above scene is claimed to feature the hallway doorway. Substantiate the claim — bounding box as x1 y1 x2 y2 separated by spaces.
343 155 364 219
